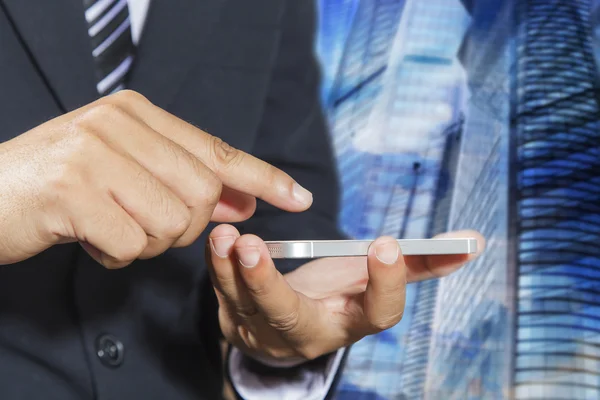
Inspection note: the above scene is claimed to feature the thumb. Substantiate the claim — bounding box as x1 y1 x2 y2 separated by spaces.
363 237 407 332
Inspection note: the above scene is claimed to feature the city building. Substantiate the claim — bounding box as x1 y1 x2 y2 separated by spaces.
347 0 470 398
325 0 408 238
512 0 600 398
320 3 412 394
318 0 600 398
348 0 469 240
399 116 465 399
321 0 471 398
425 0 513 398
427 0 600 399
316 0 359 102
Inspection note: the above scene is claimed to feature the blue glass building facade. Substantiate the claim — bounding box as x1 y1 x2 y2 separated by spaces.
513 0 600 398
322 3 410 397
427 0 600 399
326 0 407 242
321 0 471 398
425 0 514 399
316 0 359 101
400 117 465 400
349 0 469 241
327 0 469 241
315 0 600 398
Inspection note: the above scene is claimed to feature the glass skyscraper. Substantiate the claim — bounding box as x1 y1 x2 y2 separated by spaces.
513 0 600 398
350 0 469 241
316 0 600 398
323 0 470 398
427 0 600 399
323 2 411 397
321 0 407 244
329 0 469 241
425 0 513 398
400 116 465 400
316 0 359 101
326 0 407 242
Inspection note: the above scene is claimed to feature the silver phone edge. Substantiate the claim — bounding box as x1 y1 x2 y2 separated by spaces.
265 238 478 259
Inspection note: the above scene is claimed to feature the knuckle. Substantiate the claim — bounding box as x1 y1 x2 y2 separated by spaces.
160 140 185 168
214 274 237 293
235 304 259 319
139 173 164 207
161 207 192 239
72 105 129 141
110 89 150 105
370 311 404 331
208 179 223 205
173 229 202 248
244 281 269 299
67 120 104 150
200 171 222 208
185 159 220 208
210 136 242 168
112 231 148 262
265 309 301 333
83 103 126 123
136 174 190 239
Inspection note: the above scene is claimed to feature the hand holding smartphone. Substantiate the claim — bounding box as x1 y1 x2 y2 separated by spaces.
265 238 477 259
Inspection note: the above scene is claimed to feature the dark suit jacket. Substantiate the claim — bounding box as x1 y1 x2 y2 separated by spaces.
0 0 346 398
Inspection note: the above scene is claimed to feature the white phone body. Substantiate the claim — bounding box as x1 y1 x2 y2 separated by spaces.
265 238 477 259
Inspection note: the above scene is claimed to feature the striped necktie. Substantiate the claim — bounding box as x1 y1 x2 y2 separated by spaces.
83 0 135 96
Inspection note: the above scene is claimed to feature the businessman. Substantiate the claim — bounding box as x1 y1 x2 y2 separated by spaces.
0 0 483 399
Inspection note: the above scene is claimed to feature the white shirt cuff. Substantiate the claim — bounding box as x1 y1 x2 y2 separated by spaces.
228 348 346 400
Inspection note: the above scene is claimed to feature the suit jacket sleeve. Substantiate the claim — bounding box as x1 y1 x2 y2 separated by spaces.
227 1 349 399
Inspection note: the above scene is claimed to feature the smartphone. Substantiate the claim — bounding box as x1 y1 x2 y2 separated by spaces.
265 238 477 259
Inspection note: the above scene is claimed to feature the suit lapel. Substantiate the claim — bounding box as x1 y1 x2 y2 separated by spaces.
127 0 229 109
2 0 231 112
1 0 99 112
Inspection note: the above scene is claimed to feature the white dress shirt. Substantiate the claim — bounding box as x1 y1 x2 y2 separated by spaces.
124 1 344 399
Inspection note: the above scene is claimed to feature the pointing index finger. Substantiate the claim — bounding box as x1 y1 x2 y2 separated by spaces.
203 135 314 211
100 91 313 212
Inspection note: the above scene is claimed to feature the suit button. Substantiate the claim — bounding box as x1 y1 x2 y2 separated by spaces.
96 334 124 367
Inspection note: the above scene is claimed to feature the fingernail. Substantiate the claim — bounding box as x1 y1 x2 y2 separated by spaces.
375 240 399 265
210 236 236 258
237 246 261 268
292 182 313 206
